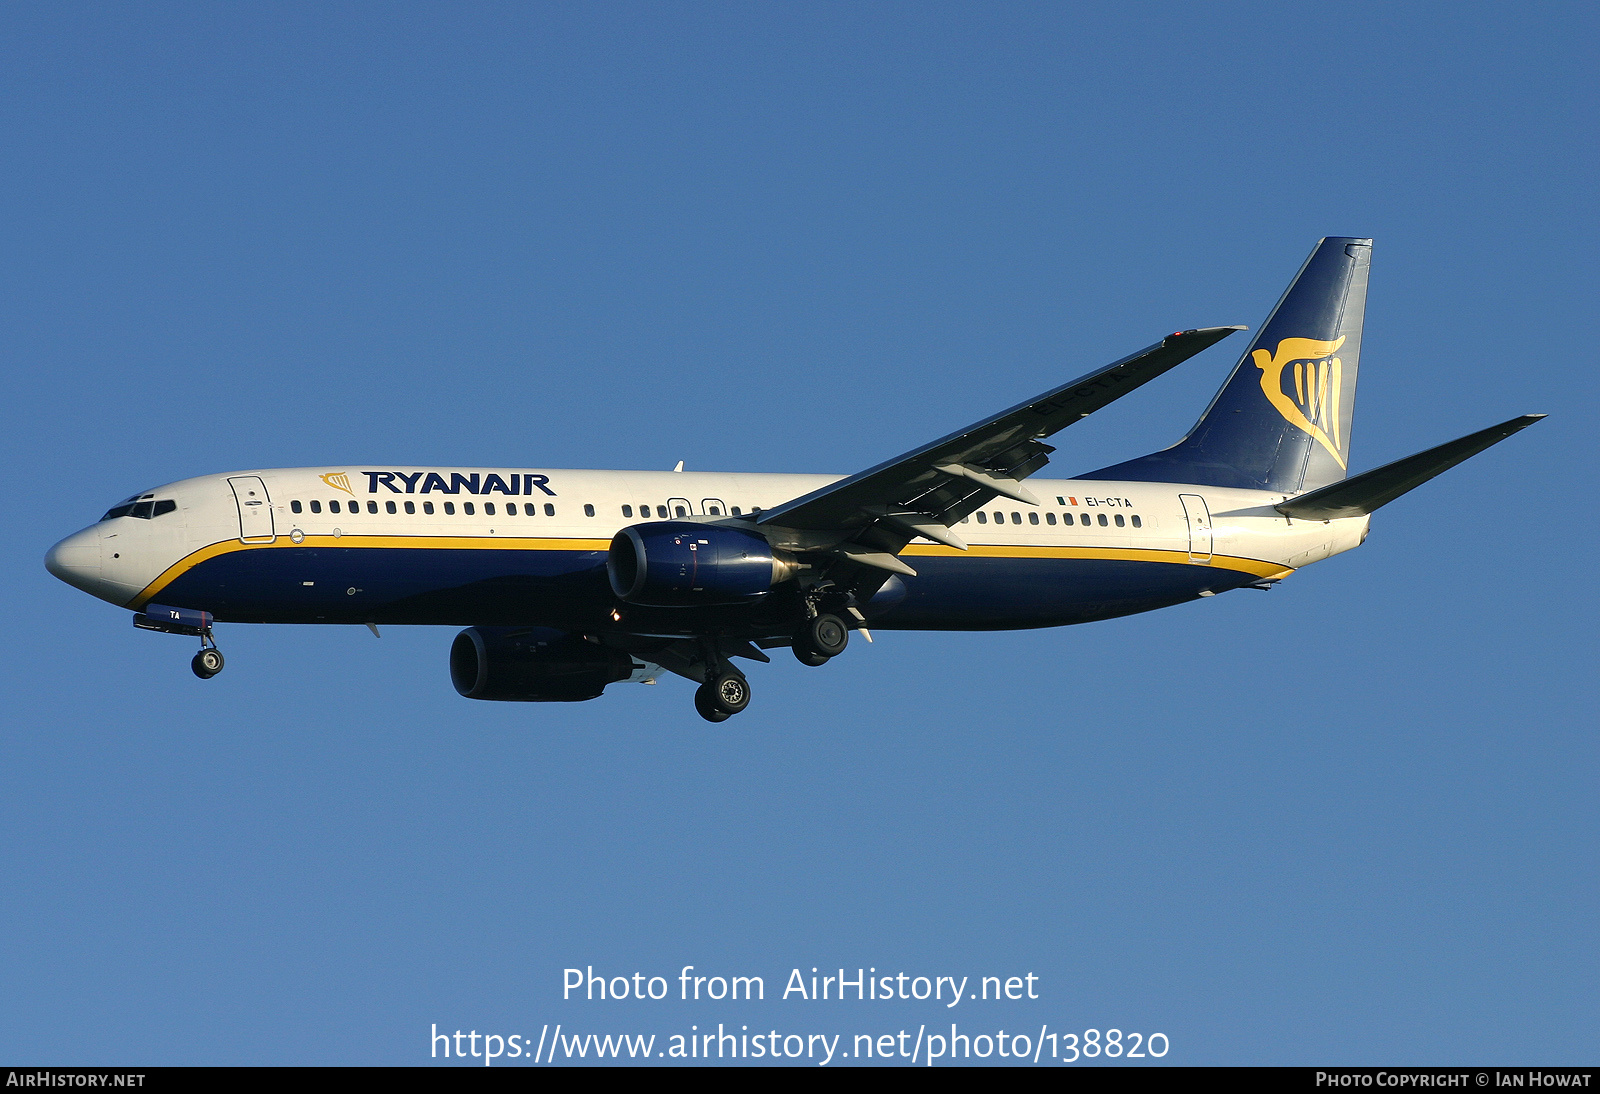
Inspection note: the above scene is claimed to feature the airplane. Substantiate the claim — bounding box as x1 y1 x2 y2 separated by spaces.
45 238 1543 722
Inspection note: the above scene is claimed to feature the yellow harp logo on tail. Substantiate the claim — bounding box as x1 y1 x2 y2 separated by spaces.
1253 336 1348 469
320 472 355 495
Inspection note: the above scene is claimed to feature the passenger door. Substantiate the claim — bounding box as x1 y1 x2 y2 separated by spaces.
229 476 276 543
1179 493 1212 562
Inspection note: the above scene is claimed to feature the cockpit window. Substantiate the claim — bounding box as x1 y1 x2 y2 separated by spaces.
101 496 177 521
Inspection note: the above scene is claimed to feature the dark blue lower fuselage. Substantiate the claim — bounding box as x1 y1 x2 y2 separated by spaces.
156 544 1258 633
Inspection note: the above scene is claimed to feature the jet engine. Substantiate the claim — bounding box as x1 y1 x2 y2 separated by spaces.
450 627 640 702
606 521 797 607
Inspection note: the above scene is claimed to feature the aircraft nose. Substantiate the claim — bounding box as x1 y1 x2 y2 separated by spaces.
45 526 105 596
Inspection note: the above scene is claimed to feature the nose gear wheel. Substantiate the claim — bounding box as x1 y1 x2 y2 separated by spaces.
192 647 225 679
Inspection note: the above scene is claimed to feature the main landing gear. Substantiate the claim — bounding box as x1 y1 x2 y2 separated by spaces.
688 607 855 722
694 668 751 723
792 612 848 667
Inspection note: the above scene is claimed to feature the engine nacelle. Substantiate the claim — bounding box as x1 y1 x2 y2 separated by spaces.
607 521 796 607
450 627 638 702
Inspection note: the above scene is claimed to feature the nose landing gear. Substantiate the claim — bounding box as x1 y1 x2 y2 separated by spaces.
133 604 225 679
192 646 225 679
190 626 225 680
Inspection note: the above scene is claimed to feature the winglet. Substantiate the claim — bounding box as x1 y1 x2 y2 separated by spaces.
1276 414 1545 520
1165 325 1247 346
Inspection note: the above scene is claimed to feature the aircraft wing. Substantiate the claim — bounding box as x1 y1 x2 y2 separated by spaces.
756 326 1243 562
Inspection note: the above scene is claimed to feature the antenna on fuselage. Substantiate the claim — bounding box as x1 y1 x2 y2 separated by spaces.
673 461 684 472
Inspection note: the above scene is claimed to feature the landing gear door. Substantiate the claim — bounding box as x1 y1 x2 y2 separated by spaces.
229 476 276 543
1180 493 1212 562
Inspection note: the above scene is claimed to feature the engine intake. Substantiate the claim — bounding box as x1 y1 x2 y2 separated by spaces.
450 627 637 702
607 521 796 607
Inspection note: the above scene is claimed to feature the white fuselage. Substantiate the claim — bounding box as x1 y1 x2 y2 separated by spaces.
47 465 1369 624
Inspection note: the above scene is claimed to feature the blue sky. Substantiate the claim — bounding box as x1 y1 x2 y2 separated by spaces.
2 1 1595 1065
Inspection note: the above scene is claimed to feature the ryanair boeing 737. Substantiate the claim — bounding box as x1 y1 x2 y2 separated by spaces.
46 239 1542 721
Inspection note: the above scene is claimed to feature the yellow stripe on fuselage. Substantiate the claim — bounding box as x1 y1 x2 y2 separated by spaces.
132 534 1292 610
131 534 613 608
899 542 1292 579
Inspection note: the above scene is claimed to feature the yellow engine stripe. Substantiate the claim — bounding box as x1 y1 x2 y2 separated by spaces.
133 534 1293 609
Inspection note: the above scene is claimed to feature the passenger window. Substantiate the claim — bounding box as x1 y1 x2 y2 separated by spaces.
1080 513 1090 525
1132 515 1142 528
1114 514 1125 527
444 502 456 515
544 504 555 516
1012 512 1022 524
1097 513 1108 526
622 505 633 518
731 506 742 516
405 501 416 515
291 500 303 514
386 501 397 514
959 516 969 524
424 501 434 515
485 503 496 516
976 512 988 524
367 501 378 514
674 506 687 517
993 512 1004 524
310 500 322 514
464 502 475 515
656 505 668 518
584 504 595 517
1045 512 1056 525
329 500 341 514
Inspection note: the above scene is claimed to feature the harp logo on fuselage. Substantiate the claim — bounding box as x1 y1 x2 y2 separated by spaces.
361 471 558 496
319 472 355 495
1253 336 1349 469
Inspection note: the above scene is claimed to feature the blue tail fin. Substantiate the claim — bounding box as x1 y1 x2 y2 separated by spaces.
1085 237 1371 492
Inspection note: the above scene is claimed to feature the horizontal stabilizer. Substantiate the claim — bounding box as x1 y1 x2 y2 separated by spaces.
1276 414 1545 520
